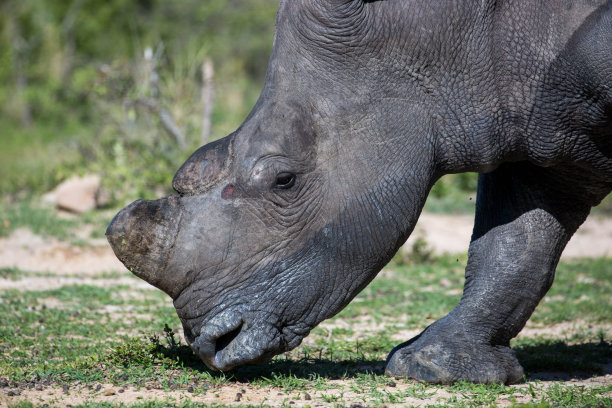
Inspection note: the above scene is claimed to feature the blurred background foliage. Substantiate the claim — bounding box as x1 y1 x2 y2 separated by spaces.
0 0 277 203
0 0 607 214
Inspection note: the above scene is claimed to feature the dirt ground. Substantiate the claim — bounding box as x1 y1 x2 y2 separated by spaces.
1 212 611 407
6 373 611 408
1 212 611 278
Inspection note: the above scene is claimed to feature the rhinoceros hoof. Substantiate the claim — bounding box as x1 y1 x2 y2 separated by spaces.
384 336 524 384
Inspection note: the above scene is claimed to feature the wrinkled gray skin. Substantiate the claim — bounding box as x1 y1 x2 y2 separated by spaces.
107 0 612 384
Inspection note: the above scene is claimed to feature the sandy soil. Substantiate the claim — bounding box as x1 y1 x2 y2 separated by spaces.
3 371 611 408
0 213 610 407
405 212 612 258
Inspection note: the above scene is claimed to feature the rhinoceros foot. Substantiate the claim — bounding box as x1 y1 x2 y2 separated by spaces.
385 321 524 385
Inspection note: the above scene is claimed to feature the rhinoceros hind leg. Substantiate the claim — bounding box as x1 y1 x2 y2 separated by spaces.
386 162 602 384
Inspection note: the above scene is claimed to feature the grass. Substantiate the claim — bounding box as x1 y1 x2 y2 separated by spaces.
0 255 610 407
0 202 77 239
0 201 118 243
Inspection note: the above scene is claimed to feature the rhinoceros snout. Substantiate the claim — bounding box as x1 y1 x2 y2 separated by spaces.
106 196 182 296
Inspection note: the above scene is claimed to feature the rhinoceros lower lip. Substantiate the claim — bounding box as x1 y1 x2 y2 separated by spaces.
190 312 282 371
191 315 246 371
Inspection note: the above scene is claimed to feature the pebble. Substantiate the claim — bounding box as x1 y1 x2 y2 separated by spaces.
104 389 116 396
235 392 242 402
304 393 312 400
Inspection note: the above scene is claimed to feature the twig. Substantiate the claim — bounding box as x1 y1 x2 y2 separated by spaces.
200 58 215 145
131 98 187 150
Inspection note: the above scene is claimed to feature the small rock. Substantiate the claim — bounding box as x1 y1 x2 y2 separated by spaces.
95 384 102 391
103 389 116 396
235 392 242 402
36 385 43 391
52 174 103 214
304 393 312 400
118 388 125 393
289 401 295 405
387 381 396 387
187 386 194 393
63 385 69 393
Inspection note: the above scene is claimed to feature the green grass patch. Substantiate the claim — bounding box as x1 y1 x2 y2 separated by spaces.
0 202 76 239
530 257 612 324
0 257 610 407
0 267 21 280
0 201 118 242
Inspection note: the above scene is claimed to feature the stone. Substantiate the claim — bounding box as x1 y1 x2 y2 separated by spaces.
53 174 102 214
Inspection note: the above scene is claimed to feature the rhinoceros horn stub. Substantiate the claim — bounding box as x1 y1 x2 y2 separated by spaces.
172 134 234 196
106 195 183 297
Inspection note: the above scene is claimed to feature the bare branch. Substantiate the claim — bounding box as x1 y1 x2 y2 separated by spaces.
200 58 215 145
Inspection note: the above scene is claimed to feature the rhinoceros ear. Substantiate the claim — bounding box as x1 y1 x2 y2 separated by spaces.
172 134 234 196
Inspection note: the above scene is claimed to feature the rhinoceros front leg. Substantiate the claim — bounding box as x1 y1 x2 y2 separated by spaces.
385 162 594 384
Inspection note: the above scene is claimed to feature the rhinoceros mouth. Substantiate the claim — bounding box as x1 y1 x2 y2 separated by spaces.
189 310 290 371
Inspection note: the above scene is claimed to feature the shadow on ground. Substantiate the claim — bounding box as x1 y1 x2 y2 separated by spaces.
154 338 611 383
515 339 612 381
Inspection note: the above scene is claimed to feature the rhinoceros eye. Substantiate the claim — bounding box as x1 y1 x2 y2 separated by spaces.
275 172 296 189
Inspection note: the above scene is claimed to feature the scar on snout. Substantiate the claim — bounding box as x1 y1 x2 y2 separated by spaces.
221 184 235 199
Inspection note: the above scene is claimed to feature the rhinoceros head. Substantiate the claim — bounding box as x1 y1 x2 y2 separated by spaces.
107 0 436 371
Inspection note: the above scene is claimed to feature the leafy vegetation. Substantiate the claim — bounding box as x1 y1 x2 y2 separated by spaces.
0 0 276 200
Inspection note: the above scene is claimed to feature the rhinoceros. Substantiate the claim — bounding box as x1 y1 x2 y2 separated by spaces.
106 0 612 384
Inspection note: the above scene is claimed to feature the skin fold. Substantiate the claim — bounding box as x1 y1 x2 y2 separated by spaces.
107 0 611 384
